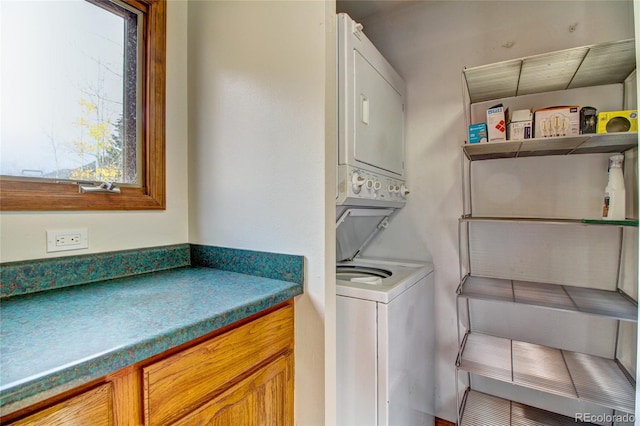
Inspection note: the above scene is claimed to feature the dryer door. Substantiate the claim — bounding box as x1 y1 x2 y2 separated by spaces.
353 50 405 176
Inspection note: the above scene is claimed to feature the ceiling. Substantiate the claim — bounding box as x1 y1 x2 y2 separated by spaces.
336 0 416 22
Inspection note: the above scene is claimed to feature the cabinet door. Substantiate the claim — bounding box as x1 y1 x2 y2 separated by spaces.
143 305 294 426
171 353 293 426
8 383 113 426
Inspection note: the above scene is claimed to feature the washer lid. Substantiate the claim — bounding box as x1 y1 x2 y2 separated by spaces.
336 265 392 285
336 208 394 262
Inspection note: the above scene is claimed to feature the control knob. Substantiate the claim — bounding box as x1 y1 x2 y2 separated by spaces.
365 179 374 190
351 173 366 194
400 185 410 198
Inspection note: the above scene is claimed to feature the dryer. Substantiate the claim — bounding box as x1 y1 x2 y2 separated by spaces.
337 13 408 208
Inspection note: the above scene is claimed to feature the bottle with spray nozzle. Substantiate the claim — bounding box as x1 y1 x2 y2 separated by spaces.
602 153 625 220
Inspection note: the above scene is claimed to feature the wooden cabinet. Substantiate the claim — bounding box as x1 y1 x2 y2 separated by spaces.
2 303 294 426
7 383 114 426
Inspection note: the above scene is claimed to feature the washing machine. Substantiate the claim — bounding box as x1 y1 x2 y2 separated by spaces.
336 207 435 426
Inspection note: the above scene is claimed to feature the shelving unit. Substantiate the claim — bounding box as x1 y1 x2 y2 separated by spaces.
456 39 638 425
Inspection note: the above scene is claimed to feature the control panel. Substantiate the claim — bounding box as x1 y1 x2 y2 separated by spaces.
337 165 408 208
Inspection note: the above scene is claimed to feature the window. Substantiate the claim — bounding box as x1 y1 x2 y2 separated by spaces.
0 0 166 210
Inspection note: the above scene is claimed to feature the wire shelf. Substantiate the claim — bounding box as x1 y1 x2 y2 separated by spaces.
458 275 638 321
459 215 639 227
457 333 636 414
463 39 636 104
462 132 638 161
459 389 600 426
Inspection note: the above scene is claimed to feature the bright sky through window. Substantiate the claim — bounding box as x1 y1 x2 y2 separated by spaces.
1 0 139 184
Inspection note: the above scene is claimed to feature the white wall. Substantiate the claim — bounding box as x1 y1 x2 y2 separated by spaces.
359 1 635 421
186 1 335 424
0 0 190 262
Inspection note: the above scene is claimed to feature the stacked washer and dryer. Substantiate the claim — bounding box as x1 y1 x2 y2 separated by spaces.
336 13 435 426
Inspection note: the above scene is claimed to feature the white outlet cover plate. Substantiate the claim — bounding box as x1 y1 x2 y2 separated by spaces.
46 229 89 253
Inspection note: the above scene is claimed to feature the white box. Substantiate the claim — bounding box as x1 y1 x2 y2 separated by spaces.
512 109 533 123
508 109 533 141
486 105 508 142
509 121 533 140
534 106 580 138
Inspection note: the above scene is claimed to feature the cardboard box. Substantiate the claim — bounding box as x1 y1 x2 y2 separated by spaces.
508 109 533 141
596 110 638 133
486 105 508 142
534 106 580 138
468 123 488 144
509 121 533 141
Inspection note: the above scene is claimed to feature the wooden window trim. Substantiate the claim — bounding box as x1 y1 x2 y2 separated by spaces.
0 0 166 211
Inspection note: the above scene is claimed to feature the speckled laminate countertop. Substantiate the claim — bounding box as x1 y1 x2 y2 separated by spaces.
0 265 303 414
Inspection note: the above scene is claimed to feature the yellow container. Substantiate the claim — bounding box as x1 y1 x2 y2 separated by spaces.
596 110 638 133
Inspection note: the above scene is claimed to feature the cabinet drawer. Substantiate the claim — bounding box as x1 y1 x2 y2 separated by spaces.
143 305 294 426
8 383 113 426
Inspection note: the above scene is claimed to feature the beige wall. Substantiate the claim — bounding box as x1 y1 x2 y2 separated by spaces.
186 1 335 424
0 0 190 262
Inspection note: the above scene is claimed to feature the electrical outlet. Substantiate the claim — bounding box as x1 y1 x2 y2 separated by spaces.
47 229 89 253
